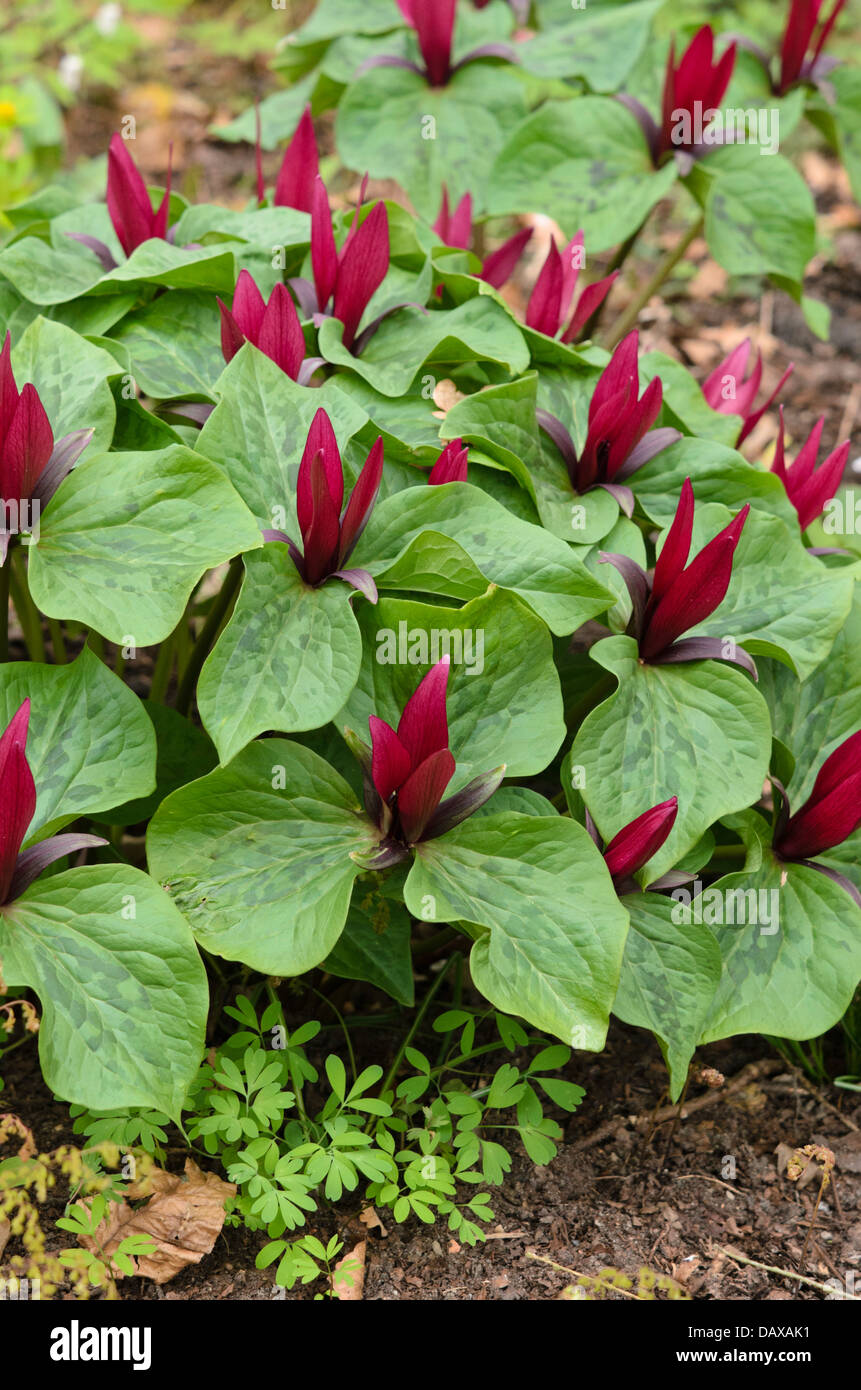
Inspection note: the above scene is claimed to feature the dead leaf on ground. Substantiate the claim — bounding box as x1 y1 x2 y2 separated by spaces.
0 1218 10 1260
432 378 466 416
334 1240 366 1300
359 1205 387 1237
81 1158 235 1285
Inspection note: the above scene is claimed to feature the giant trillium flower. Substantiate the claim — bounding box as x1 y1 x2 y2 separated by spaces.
427 438 468 485
702 339 793 446
771 406 849 531
368 0 516 88
0 333 92 565
290 176 391 354
744 0 849 97
263 408 383 600
273 104 319 212
537 331 679 515
217 270 321 384
432 184 533 290
347 657 505 868
68 133 173 271
584 797 680 895
601 476 755 674
0 701 105 907
619 25 736 171
772 730 861 905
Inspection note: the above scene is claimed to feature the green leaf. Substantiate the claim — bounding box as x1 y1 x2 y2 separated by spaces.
632 436 796 527
683 504 855 680
487 98 678 248
0 650 155 840
699 146 816 287
11 316 117 455
0 238 103 304
612 892 722 1101
0 866 207 1117
97 240 238 295
147 739 377 974
27 445 262 645
318 298 529 398
354 482 615 636
110 291 225 400
405 813 630 1048
570 636 772 884
98 703 217 828
699 852 861 1045
340 587 564 788
198 547 364 765
323 891 414 1005
196 345 368 528
518 1 659 89
335 62 527 217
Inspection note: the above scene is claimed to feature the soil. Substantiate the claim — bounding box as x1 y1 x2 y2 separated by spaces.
4 2 861 1305
3 1014 860 1302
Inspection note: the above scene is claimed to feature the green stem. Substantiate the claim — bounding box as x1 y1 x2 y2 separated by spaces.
309 984 357 1084
0 557 10 661
602 214 705 351
9 553 46 661
576 213 651 343
86 629 104 661
47 616 67 664
370 954 460 1125
175 557 243 716
707 843 746 863
149 625 178 704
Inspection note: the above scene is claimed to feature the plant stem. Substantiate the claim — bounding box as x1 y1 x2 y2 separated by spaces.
0 558 10 661
602 214 705 350
370 954 459 1122
576 213 651 343
176 557 243 716
47 616 67 663
149 625 178 704
86 629 104 660
9 553 46 661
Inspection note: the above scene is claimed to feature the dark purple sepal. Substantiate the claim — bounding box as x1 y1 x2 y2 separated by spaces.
421 765 506 842
451 43 519 75
351 838 411 871
597 482 634 517
769 774 791 846
584 807 602 850
597 552 649 637
615 427 682 480
357 54 425 77
352 301 427 358
31 428 95 509
7 833 108 904
333 568 378 603
297 357 325 386
536 408 578 479
615 94 662 166
262 528 306 576
796 858 861 909
806 546 854 557
159 402 215 428
288 277 320 319
649 636 759 680
64 232 118 272
647 869 698 892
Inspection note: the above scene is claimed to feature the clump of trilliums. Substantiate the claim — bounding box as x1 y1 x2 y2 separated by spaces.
263 408 383 601
702 339 794 447
346 658 505 869
585 797 681 896
620 25 736 172
371 0 515 88
68 134 172 270
771 730 861 907
771 406 849 532
537 331 680 515
0 333 93 564
0 701 105 909
600 476 756 675
433 194 616 341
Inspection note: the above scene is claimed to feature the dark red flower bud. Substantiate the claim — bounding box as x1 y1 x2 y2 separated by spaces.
106 132 172 257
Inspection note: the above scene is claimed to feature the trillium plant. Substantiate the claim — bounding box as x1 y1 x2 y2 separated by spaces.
0 0 860 1147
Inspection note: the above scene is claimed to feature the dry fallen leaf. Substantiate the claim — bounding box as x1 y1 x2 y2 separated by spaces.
335 1240 366 1301
81 1158 235 1285
359 1205 387 1237
0 1218 10 1260
432 378 466 416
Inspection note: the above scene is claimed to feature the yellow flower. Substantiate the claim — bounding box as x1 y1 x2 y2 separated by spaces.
0 100 18 126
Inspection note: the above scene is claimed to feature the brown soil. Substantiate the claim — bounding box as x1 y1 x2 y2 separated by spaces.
4 1019 860 1302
